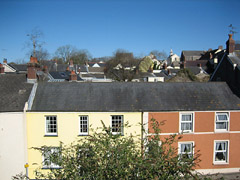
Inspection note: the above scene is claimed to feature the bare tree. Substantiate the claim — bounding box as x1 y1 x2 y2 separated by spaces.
150 50 167 60
54 45 77 63
26 27 44 58
71 49 92 64
54 46 91 64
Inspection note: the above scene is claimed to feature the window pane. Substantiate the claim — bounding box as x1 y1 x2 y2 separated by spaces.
80 116 88 134
112 116 123 134
180 143 193 159
215 152 226 161
215 141 228 162
216 122 227 129
182 114 192 121
181 123 192 131
181 144 191 153
217 114 228 121
43 148 60 168
46 116 57 134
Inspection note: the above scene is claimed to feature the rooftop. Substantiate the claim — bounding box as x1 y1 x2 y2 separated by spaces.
30 82 240 112
0 74 33 112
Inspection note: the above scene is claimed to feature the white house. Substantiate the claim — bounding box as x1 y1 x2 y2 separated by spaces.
0 73 33 179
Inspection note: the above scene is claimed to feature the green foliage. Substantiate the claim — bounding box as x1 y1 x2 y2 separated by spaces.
167 68 200 82
139 56 153 72
11 172 29 180
181 68 199 81
32 119 201 180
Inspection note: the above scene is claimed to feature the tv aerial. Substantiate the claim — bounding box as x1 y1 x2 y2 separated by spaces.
229 24 238 36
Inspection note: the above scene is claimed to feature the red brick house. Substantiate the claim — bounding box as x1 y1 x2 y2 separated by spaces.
144 82 240 174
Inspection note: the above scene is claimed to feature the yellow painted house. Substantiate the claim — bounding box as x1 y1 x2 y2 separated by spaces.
26 82 146 178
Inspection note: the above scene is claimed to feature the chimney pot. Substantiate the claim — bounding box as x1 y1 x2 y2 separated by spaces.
30 56 38 63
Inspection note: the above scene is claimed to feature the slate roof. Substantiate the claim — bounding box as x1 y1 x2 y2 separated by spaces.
30 82 240 112
0 74 33 112
88 67 105 73
228 55 240 66
8 64 28 72
48 71 83 81
182 51 205 57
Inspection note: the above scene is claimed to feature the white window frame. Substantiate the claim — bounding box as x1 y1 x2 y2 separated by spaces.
213 140 229 164
178 142 194 159
215 112 229 132
111 115 124 135
45 116 57 136
179 113 194 133
79 115 89 135
42 147 61 169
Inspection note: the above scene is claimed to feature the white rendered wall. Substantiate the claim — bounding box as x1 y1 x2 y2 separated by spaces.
0 112 27 179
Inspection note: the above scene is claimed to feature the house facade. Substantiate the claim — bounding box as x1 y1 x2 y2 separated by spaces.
26 112 142 177
147 111 240 174
0 74 33 179
26 82 144 178
144 82 240 174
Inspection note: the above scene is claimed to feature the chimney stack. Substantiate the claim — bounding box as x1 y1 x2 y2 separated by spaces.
226 34 235 55
0 63 5 74
69 70 77 81
27 56 39 83
43 65 48 73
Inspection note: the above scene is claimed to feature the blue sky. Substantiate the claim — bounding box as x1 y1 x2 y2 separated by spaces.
0 0 240 63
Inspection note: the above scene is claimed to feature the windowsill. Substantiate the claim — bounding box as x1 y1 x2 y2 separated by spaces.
213 162 229 165
214 130 229 133
44 134 58 137
78 134 89 136
180 131 194 134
